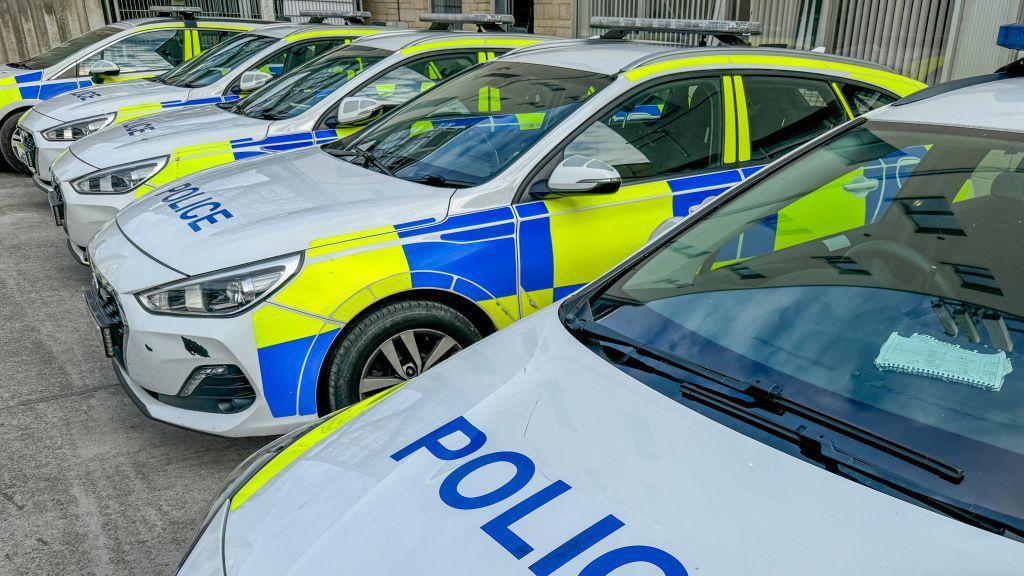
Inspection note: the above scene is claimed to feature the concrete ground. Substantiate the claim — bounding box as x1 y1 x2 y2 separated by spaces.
0 174 266 575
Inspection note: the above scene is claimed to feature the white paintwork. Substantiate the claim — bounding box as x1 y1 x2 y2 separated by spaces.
177 307 1024 575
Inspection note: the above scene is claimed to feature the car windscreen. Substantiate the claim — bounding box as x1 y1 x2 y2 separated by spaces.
10 25 123 70
232 46 390 120
159 33 277 88
574 120 1024 535
326 61 614 188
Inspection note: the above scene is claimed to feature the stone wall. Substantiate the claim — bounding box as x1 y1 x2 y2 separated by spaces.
0 0 107 63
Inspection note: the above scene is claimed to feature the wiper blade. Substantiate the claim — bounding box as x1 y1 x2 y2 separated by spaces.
605 341 1024 538
325 148 394 176
566 311 964 484
407 175 474 189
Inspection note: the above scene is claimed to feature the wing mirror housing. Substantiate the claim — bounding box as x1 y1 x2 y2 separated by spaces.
842 174 879 198
239 70 274 92
336 97 384 126
88 59 120 79
546 155 621 195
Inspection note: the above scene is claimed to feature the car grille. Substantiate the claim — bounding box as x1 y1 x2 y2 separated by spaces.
13 126 37 171
87 270 128 368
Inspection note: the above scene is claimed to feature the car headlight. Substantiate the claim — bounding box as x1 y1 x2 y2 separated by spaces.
42 112 116 141
137 254 301 316
70 157 168 195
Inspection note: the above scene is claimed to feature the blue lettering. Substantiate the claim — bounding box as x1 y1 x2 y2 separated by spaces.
438 451 535 510
482 480 571 559
390 416 487 462
187 209 232 232
529 515 624 576
580 545 688 576
179 201 221 220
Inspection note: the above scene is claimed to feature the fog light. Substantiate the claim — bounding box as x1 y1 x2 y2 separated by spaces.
181 365 229 396
99 326 115 358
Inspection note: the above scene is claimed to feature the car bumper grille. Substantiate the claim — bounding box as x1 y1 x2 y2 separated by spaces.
83 271 127 368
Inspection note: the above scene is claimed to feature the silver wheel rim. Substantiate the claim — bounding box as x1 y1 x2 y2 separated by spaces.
358 328 461 398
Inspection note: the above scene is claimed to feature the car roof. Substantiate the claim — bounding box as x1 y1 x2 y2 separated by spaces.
352 29 555 52
870 75 1024 133
115 17 272 28
245 22 387 39
502 38 895 76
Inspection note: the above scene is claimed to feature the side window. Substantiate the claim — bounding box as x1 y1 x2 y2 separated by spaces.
839 82 897 115
352 52 482 108
256 39 347 77
78 29 186 74
741 75 848 162
560 76 723 183
196 29 238 53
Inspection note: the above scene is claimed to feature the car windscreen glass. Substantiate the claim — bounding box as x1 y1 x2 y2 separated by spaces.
160 34 276 88
232 46 390 120
12 25 122 69
579 121 1024 530
327 61 614 188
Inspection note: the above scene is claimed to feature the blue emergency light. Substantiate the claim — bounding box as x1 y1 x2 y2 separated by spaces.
997 24 1024 50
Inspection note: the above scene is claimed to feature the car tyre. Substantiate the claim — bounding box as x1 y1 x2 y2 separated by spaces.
325 299 482 411
0 111 30 174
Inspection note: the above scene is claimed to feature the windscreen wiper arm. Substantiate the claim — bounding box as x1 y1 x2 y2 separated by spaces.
566 310 964 484
325 148 394 176
606 342 1024 539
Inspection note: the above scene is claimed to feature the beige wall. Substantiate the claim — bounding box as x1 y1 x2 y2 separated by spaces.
0 0 107 63
362 0 573 36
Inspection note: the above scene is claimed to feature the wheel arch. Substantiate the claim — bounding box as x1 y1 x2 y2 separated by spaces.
312 287 499 415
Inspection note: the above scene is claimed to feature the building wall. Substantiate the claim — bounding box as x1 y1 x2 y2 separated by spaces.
361 0 573 35
0 0 106 63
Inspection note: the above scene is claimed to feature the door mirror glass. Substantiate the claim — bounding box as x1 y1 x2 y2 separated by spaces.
88 59 120 76
336 97 384 126
239 70 274 92
546 155 621 194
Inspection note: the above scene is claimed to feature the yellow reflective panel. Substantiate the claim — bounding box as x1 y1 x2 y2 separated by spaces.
253 305 336 349
400 38 538 55
722 76 736 164
732 75 750 163
114 102 164 124
773 168 867 251
230 384 406 511
284 29 381 42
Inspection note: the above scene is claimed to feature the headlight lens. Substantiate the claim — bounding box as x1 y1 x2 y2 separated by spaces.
70 157 168 195
42 112 116 141
137 254 301 316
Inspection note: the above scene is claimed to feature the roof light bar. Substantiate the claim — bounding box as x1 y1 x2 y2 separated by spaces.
299 10 372 24
997 24 1024 50
420 13 514 32
149 5 202 19
590 16 761 44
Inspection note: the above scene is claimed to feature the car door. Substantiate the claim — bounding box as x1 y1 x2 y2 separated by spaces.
515 74 732 315
74 27 189 84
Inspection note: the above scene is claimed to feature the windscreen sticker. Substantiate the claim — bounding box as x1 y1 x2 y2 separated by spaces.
875 332 1013 391
391 416 689 576
154 182 233 232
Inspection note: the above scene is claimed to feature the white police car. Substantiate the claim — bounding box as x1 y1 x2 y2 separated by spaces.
177 33 1024 574
0 6 265 172
84 18 924 437
16 13 385 191
53 15 542 262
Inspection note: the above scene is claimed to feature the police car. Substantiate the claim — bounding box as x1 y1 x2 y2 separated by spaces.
0 6 265 173
177 28 1024 574
53 15 542 263
16 12 385 191
85 18 924 437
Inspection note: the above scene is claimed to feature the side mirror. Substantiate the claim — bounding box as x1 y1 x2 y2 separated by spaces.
88 59 120 77
547 155 621 194
336 97 384 126
239 70 274 92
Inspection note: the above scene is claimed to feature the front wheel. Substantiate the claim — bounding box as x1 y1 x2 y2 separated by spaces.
0 112 30 174
325 299 483 411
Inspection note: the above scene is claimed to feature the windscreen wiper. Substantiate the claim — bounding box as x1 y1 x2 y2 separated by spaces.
325 148 394 176
600 337 1024 539
406 175 475 189
564 304 964 484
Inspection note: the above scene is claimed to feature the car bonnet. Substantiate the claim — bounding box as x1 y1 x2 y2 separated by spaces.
114 147 453 275
31 80 194 123
67 103 270 169
221 308 1024 575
